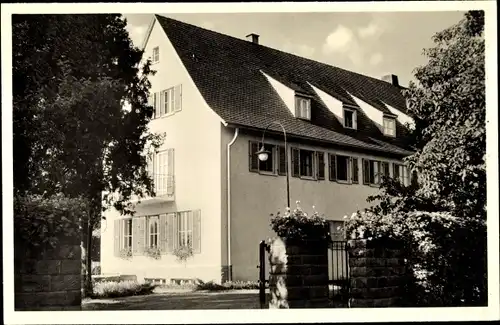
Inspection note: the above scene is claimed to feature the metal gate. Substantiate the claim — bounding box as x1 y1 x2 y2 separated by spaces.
328 240 350 307
258 240 269 308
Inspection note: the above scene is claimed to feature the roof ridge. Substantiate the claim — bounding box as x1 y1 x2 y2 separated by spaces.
155 14 401 90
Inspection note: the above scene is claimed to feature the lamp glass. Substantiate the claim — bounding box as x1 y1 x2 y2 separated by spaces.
258 152 269 162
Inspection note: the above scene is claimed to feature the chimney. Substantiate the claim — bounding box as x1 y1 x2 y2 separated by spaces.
381 74 399 87
246 33 260 44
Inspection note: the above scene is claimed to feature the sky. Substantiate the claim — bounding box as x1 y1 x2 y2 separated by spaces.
122 11 468 87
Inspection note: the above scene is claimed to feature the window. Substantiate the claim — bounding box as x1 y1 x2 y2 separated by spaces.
147 216 159 248
362 159 392 185
343 108 357 129
123 219 133 249
150 84 182 119
177 211 193 248
383 117 396 136
393 163 410 185
148 149 175 196
249 141 284 175
152 46 160 63
295 96 311 120
299 149 315 178
328 154 358 183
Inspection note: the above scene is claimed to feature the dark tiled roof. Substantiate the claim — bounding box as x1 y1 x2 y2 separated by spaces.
155 15 413 156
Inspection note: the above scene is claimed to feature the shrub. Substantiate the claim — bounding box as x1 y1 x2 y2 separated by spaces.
91 280 156 299
196 280 261 291
14 194 86 254
345 210 487 307
270 202 329 242
119 247 132 260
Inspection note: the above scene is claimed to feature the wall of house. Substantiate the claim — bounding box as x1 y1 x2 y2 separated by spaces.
225 130 407 281
100 17 224 283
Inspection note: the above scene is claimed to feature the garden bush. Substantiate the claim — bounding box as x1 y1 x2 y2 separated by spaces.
196 280 261 291
270 202 329 242
91 280 156 299
345 209 487 307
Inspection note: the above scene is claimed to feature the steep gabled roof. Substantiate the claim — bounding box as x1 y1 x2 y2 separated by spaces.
155 15 413 156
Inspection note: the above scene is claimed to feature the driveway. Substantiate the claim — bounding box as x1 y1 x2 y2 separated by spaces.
82 289 268 310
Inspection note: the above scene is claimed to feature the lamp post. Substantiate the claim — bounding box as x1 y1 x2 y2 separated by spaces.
255 121 290 208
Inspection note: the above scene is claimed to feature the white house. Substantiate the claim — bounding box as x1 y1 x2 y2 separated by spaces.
100 15 415 283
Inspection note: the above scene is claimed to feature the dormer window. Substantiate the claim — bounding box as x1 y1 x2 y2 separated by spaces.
295 96 311 120
383 116 396 136
343 108 357 129
152 46 160 64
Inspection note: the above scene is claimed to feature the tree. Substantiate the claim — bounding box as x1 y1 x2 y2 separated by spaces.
12 14 164 295
346 11 486 306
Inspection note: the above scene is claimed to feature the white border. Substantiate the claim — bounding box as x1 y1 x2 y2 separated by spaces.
2 1 498 324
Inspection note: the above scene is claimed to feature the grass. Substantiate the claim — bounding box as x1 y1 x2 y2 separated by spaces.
91 280 157 299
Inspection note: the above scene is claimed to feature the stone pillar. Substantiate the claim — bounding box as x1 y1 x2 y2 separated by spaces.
15 235 82 311
268 237 329 308
347 238 408 308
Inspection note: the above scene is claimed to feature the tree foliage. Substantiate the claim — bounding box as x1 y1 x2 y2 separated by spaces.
345 11 487 306
13 14 163 216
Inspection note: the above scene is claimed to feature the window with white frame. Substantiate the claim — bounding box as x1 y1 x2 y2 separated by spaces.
295 96 311 120
328 154 358 183
343 108 356 129
383 117 396 136
177 211 193 248
152 46 160 63
148 149 174 196
149 85 183 119
147 216 159 248
299 149 315 178
123 219 133 249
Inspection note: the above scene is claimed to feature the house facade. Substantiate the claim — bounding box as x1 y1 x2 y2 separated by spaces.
100 15 415 283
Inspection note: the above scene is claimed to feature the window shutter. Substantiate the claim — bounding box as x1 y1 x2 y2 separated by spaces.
132 217 146 255
353 111 358 130
166 213 176 253
159 214 168 253
175 84 182 112
155 92 161 118
362 159 370 185
291 148 300 177
352 158 359 183
329 153 337 181
167 149 175 195
317 152 325 180
249 141 259 172
278 146 286 176
114 220 121 257
192 210 201 254
295 97 300 116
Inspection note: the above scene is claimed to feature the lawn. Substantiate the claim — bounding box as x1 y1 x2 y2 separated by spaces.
82 289 267 310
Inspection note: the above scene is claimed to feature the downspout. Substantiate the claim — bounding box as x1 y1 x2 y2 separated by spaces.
226 127 239 282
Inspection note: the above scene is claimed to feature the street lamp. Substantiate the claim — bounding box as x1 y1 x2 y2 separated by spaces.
256 121 290 208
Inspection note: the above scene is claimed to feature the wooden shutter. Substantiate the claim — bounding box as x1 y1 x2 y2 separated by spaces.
166 213 176 253
352 158 359 183
132 217 146 255
353 111 358 129
192 210 201 254
159 214 168 253
157 92 162 118
249 141 259 172
175 84 182 112
114 220 121 257
362 159 370 185
291 148 300 177
167 149 174 195
328 153 337 181
278 146 286 176
317 152 325 180
295 97 300 116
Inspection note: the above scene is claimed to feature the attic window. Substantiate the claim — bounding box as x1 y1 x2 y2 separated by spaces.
295 96 311 120
152 46 160 63
383 116 396 137
343 108 357 129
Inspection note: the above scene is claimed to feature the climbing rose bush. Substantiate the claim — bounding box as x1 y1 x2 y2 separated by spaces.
270 202 329 242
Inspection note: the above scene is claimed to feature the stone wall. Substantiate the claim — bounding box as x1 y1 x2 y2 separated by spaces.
268 237 330 308
347 238 408 308
15 235 82 311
